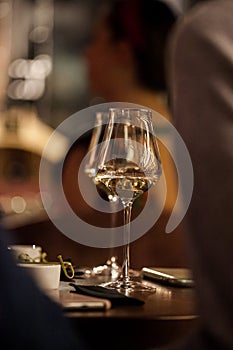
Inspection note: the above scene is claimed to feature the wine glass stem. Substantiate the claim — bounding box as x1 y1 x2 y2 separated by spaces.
110 198 117 232
122 201 133 285
109 200 118 258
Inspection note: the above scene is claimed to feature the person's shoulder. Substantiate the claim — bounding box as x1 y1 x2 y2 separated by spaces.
169 0 233 57
176 0 233 37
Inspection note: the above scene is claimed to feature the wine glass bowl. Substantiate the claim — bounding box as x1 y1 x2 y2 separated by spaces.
96 107 162 291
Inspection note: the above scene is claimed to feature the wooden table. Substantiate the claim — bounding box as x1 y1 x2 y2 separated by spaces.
53 270 199 350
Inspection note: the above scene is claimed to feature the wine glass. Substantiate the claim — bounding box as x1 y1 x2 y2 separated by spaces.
96 107 162 291
84 111 121 278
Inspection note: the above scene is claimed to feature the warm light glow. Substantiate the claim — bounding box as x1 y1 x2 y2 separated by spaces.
7 56 52 101
29 26 50 43
11 196 26 214
0 107 69 163
8 59 28 79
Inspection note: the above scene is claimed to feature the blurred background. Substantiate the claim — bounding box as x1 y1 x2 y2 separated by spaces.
0 0 190 269
0 0 100 125
0 0 98 229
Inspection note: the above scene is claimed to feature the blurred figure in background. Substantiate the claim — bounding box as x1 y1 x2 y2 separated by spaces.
163 0 233 349
85 0 180 111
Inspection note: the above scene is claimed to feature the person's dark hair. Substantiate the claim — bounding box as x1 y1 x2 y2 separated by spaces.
106 0 177 91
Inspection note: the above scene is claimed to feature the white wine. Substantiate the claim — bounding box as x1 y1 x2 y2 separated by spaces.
94 177 118 202
96 159 159 203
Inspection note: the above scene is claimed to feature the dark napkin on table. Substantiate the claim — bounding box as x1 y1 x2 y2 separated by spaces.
69 283 145 306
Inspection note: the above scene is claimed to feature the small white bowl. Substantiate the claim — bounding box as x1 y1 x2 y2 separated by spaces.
19 262 61 290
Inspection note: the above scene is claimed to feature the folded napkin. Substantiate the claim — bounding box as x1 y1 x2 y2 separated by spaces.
69 283 145 306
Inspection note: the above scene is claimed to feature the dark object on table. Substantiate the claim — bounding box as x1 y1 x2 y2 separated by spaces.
69 284 145 306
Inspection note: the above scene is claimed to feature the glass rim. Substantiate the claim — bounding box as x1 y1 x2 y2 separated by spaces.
109 107 152 113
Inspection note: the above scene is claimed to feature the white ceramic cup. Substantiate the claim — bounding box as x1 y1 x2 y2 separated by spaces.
10 244 42 262
19 262 61 290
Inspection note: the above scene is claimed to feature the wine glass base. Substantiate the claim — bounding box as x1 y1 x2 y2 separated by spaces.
102 277 156 293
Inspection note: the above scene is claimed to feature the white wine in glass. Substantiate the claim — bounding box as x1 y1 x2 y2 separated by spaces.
96 107 162 291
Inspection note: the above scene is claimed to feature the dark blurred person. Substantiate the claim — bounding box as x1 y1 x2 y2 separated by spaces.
163 0 233 349
0 221 86 350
